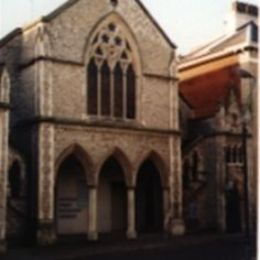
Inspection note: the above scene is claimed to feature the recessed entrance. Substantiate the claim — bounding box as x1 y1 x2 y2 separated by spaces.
7 160 26 241
98 157 127 235
136 159 163 233
56 155 88 235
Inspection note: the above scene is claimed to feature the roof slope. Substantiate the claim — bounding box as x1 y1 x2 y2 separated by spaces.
0 0 176 49
180 21 257 64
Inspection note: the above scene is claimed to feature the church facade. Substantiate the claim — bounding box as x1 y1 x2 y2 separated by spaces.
0 0 257 254
0 0 184 251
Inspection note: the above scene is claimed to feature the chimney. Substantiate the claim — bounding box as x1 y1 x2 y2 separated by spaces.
225 1 258 34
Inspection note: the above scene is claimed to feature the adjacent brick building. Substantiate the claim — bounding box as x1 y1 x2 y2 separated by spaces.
179 1 258 234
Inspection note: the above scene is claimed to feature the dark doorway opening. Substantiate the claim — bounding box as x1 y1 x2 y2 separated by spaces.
98 157 127 236
56 155 88 235
136 159 163 233
7 160 27 244
225 184 241 233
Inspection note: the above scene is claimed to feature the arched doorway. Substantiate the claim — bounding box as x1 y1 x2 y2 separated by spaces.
56 154 88 235
98 156 127 235
136 159 163 233
7 160 27 241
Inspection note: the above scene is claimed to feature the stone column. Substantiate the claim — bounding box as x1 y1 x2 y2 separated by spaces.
35 30 56 245
170 136 185 235
126 187 137 239
88 186 98 241
163 187 170 231
0 111 9 253
37 123 56 245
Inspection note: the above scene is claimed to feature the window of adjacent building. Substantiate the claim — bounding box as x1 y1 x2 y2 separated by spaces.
87 23 136 120
183 159 190 188
237 3 247 13
251 23 258 43
192 152 198 181
225 146 243 164
225 147 231 163
248 5 258 16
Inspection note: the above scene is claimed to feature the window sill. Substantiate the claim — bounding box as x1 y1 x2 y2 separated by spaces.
86 116 138 128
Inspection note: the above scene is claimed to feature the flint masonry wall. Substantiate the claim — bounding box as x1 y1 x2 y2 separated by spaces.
0 0 184 243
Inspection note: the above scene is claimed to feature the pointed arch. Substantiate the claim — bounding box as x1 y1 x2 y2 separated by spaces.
83 12 142 73
84 13 142 120
8 148 26 178
97 147 129 234
135 150 169 188
97 147 133 187
8 148 27 198
55 145 90 235
55 144 94 185
135 150 165 232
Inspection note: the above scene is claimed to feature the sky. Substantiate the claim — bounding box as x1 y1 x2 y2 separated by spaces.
0 0 258 54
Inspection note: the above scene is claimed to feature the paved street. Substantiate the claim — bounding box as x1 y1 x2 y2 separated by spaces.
2 233 256 260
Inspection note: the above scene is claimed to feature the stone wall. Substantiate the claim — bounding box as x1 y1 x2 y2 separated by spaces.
54 125 171 185
0 0 183 245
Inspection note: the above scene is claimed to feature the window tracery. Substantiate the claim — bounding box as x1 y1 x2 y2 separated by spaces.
87 22 136 120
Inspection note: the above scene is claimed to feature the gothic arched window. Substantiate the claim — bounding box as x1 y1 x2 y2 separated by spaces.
87 58 98 115
126 64 136 119
101 61 111 116
87 22 136 120
114 62 123 118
